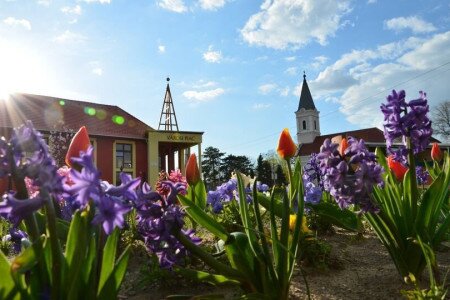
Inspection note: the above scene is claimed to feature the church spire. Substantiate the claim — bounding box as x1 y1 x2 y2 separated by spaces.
296 71 316 111
158 77 179 131
295 72 320 145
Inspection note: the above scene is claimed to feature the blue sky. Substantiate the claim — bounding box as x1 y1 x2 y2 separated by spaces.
1 0 449 159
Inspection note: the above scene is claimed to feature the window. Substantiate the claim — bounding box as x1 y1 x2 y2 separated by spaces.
114 142 135 185
314 120 317 130
302 120 307 130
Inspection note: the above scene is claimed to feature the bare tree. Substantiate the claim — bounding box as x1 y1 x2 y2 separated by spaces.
432 101 450 141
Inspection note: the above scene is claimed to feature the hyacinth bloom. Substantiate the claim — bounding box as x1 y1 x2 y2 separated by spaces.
316 137 383 212
185 153 200 186
381 90 432 161
65 126 90 167
431 142 443 162
277 128 297 160
387 156 408 182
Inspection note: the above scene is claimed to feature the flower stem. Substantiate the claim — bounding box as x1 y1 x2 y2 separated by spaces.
406 137 418 217
42 190 61 300
173 229 245 280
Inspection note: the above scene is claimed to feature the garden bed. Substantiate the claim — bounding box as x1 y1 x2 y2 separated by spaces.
120 227 450 299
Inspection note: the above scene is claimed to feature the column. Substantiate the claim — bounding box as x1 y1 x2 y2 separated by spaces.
179 148 185 174
197 143 202 179
147 132 160 188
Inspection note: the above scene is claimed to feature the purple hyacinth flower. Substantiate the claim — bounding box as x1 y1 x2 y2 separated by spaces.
304 181 322 205
102 172 140 202
207 190 223 213
415 166 429 185
92 195 131 235
7 227 28 253
0 193 46 226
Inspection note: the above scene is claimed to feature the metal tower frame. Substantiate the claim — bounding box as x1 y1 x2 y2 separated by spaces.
158 77 179 131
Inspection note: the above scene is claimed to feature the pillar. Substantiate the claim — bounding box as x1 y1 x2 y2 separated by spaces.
197 143 202 179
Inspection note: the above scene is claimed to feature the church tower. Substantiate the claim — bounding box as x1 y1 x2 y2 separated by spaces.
295 72 320 145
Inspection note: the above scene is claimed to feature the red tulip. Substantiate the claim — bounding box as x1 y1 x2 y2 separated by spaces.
431 142 443 162
185 153 200 186
387 156 408 182
65 126 91 167
339 138 348 157
277 128 297 160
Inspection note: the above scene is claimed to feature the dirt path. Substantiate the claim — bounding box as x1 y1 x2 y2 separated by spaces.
121 229 450 299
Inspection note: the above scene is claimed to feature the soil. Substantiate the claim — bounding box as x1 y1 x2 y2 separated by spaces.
120 228 450 300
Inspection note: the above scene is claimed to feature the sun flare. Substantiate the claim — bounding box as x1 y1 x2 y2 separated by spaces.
0 39 53 100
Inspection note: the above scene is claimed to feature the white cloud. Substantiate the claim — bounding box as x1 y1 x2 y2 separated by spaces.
3 17 31 30
241 0 352 49
53 30 87 43
193 80 217 88
385 16 436 34
79 0 110 4
253 103 271 110
285 67 298 76
199 0 226 11
92 67 103 76
256 55 269 61
311 55 329 69
280 86 290 97
367 0 377 3
203 45 222 63
306 31 450 129
37 0 50 6
158 0 187 13
183 88 224 102
285 56 296 61
258 83 278 95
61 5 82 15
158 45 166 53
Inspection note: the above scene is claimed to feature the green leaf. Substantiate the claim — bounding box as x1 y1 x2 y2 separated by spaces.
11 236 44 275
98 228 120 295
257 193 283 217
97 245 130 299
178 194 229 242
175 268 240 286
307 202 361 232
194 181 207 210
65 211 89 300
224 232 257 289
0 250 17 299
235 172 260 258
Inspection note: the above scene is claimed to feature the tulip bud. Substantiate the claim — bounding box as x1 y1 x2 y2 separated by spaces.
431 143 443 162
185 153 200 186
387 156 408 182
338 138 348 157
65 126 91 167
277 128 297 160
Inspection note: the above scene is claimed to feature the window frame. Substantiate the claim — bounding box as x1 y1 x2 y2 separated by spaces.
113 140 136 185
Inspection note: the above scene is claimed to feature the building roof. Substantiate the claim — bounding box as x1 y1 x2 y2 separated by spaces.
298 127 441 156
296 74 316 112
0 93 153 140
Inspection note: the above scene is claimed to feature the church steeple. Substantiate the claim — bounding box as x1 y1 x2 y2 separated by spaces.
158 77 179 131
296 72 316 111
295 72 320 145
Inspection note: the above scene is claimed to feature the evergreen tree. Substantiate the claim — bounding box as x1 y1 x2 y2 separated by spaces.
256 154 273 186
220 154 254 182
275 164 288 186
201 146 225 189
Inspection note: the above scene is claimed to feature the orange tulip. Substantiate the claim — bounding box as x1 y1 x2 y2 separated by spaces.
65 126 91 167
387 156 408 182
185 153 200 186
277 128 297 160
431 142 443 162
338 138 348 157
